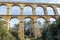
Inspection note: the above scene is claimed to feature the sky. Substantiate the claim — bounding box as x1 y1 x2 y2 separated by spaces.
0 0 60 4
0 0 60 28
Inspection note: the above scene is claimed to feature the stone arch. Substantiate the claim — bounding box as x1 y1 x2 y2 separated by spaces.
12 4 20 7
0 4 7 6
37 17 46 20
0 18 6 21
11 6 20 15
50 16 57 19
37 18 46 28
24 18 33 23
9 18 20 29
0 5 7 15
47 5 54 9
49 18 56 24
24 18 34 23
10 17 20 21
24 17 34 23
46 6 54 15
9 18 20 40
0 17 5 19
23 6 33 15
36 5 44 8
24 18 34 37
36 6 44 15
56 7 60 15
24 5 33 8
24 17 33 20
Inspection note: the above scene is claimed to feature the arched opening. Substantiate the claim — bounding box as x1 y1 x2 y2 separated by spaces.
50 18 56 24
37 18 46 28
10 18 20 30
0 5 7 15
37 18 46 34
24 18 34 38
36 6 44 15
46 7 54 15
11 6 20 15
56 7 60 15
23 6 33 15
9 18 20 40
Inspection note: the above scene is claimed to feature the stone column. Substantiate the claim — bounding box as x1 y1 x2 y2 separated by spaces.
32 5 36 15
20 8 24 15
18 17 24 40
20 5 24 15
5 17 10 30
6 20 10 30
33 18 41 38
6 4 12 15
43 6 48 15
46 17 50 27
53 6 58 15
46 21 50 27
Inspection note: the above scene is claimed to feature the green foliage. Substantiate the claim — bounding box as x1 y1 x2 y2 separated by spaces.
35 17 60 40
55 17 60 40
42 17 60 40
0 20 15 40
45 24 57 40
42 23 57 40
24 19 34 38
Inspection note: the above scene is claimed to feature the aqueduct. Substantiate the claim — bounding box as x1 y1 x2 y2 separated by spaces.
0 2 59 40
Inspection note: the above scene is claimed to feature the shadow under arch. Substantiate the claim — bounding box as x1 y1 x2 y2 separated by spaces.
24 5 33 8
24 17 34 21
12 4 20 7
9 18 20 40
24 18 34 38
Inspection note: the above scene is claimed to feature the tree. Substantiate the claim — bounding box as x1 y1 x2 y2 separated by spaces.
42 17 60 40
24 19 34 37
11 24 20 40
56 17 60 40
0 20 15 40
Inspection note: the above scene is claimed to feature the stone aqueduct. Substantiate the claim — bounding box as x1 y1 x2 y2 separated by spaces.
0 2 59 40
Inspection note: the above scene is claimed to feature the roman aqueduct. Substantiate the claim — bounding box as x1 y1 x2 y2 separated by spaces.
0 2 60 40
